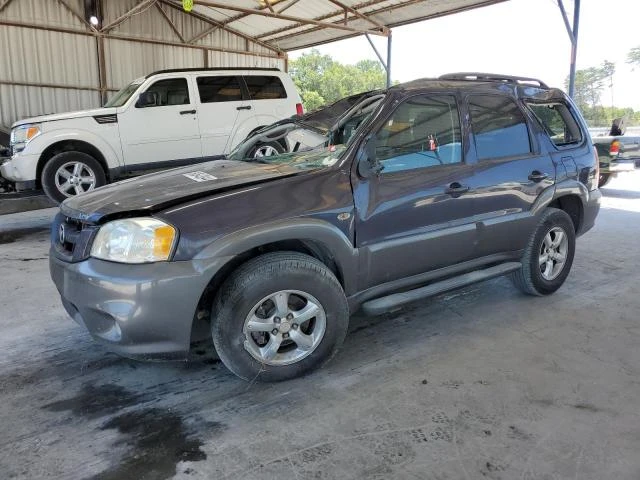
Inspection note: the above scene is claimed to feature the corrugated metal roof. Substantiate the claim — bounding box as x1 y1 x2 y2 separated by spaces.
172 0 510 51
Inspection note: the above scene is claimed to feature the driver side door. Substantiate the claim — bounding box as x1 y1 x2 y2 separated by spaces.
119 77 202 171
353 94 479 290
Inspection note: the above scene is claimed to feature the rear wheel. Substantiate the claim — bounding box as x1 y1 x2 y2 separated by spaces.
598 173 611 188
211 252 349 382
41 151 106 204
510 208 576 296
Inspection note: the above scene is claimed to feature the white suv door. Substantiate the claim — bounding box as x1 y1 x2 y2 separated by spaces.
118 76 201 169
194 74 246 158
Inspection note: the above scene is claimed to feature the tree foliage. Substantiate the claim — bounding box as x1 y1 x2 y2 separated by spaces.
566 60 615 113
290 49 386 111
628 46 640 68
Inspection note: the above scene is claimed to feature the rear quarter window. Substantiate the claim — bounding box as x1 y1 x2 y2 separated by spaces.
244 75 287 100
526 101 583 147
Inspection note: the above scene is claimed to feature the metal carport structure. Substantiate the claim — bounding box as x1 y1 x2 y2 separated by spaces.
0 0 581 127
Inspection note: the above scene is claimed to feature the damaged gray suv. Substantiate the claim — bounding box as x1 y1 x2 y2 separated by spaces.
50 73 601 381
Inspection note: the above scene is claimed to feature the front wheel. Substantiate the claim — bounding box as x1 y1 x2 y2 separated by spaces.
249 141 285 159
41 151 106 204
211 252 349 382
510 208 576 296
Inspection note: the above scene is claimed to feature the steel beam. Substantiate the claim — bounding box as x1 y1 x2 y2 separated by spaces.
56 0 99 32
101 0 157 33
327 0 385 29
192 0 388 36
0 79 117 93
0 0 15 15
156 3 186 43
557 0 580 98
161 0 284 53
0 20 282 59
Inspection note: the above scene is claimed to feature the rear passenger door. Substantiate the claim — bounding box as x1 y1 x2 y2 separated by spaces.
465 94 556 257
226 75 292 151
353 94 478 289
196 75 245 158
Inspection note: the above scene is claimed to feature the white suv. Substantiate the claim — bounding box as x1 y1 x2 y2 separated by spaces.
1 68 303 203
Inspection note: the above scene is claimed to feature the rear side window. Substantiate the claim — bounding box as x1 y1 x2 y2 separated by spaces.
197 76 243 103
469 95 531 160
244 75 287 100
526 102 583 147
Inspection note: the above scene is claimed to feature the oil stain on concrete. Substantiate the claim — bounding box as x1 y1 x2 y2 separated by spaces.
43 383 214 480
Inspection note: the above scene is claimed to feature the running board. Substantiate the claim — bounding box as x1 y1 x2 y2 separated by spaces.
361 262 522 316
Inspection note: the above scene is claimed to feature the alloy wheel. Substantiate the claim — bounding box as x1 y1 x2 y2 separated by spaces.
242 290 326 366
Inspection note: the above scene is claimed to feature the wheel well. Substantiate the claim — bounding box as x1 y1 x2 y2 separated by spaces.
189 239 343 345
36 140 109 188
548 195 583 233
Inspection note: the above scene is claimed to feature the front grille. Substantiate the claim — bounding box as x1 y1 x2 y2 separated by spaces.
52 213 98 262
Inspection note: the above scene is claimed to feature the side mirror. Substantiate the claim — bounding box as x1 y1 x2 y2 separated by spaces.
357 136 384 178
135 91 157 108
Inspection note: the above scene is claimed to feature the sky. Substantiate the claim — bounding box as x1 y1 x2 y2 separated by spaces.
290 0 640 109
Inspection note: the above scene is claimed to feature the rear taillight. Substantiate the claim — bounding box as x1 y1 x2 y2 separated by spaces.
610 140 620 156
296 103 304 116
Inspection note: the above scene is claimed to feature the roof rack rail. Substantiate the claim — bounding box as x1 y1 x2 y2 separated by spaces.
439 72 549 89
146 67 281 78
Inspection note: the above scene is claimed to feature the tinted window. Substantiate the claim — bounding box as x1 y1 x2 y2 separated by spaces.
144 78 189 106
469 95 531 160
527 102 582 146
197 76 243 103
375 95 462 174
244 75 287 100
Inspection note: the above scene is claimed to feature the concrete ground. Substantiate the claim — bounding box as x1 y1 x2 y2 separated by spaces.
1 173 640 480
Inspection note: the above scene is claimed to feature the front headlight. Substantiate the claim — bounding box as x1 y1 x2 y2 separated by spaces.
11 124 41 153
91 218 177 264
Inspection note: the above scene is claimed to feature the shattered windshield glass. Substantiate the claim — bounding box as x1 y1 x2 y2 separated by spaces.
228 93 386 169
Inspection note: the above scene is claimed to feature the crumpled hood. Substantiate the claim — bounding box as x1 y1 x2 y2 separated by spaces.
60 160 302 223
12 107 118 127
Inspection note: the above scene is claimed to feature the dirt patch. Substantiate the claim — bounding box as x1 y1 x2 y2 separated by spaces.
0 227 49 244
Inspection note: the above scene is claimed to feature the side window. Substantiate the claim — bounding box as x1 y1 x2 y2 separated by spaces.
526 102 583 147
144 78 189 106
197 76 243 103
375 95 462 174
469 95 531 160
244 75 287 100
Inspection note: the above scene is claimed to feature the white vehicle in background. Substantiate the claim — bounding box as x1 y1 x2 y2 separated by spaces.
0 68 303 203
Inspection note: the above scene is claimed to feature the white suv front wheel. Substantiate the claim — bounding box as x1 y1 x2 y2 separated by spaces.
41 151 107 204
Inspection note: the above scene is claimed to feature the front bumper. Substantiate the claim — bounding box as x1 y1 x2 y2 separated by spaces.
0 151 39 188
50 252 231 359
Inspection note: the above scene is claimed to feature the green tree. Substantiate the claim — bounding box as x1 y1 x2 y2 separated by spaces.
290 49 387 111
627 46 640 68
567 60 615 125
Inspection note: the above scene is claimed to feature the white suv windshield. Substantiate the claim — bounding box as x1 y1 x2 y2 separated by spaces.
104 81 143 108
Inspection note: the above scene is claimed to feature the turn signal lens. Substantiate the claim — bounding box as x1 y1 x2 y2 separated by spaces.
296 103 304 116
610 140 620 156
25 127 40 140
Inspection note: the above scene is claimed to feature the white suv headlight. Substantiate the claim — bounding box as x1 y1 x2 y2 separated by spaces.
11 124 41 153
91 218 177 264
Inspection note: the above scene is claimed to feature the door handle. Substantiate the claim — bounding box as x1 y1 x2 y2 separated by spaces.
528 170 549 182
236 105 252 111
445 182 470 197
180 109 196 115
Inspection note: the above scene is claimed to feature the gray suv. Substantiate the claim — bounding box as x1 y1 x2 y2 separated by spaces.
50 73 601 381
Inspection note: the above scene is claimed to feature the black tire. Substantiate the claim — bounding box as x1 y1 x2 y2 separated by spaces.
510 208 576 296
41 151 106 204
211 252 349 382
248 141 285 159
598 173 611 188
